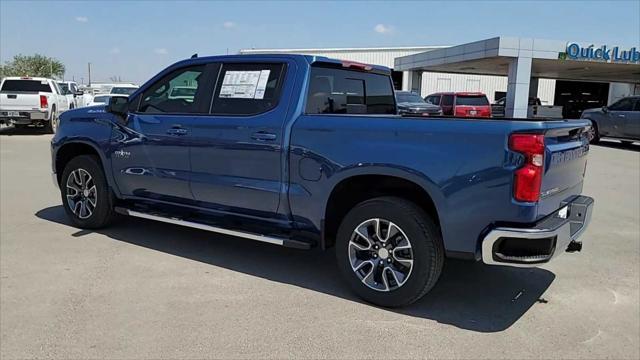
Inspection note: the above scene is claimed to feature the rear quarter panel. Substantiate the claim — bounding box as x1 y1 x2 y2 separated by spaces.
289 116 564 256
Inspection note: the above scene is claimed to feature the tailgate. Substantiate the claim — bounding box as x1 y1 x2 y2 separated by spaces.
538 120 591 217
0 93 41 111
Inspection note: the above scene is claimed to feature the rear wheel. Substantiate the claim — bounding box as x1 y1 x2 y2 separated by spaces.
61 155 116 229
336 196 444 307
43 107 57 134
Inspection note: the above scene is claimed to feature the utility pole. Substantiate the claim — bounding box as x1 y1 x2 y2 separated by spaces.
50 57 53 79
87 62 92 86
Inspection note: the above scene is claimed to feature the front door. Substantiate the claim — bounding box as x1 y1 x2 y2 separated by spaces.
186 61 293 219
607 97 636 138
109 63 216 203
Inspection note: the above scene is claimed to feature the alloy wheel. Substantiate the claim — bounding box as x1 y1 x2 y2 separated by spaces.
66 168 97 219
348 218 414 292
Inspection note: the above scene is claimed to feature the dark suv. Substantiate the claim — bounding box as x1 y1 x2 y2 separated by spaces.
581 96 640 144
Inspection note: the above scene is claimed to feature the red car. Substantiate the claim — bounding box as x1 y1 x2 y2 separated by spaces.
425 92 492 118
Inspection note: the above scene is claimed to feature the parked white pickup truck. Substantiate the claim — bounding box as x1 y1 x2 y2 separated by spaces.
0 77 70 133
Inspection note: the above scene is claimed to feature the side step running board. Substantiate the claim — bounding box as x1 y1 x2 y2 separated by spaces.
115 207 311 249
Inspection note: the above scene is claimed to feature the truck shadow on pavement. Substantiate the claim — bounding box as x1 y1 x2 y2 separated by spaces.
593 140 640 152
0 125 50 136
36 205 555 333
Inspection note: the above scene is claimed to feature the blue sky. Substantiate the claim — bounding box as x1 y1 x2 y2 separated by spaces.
1 0 638 84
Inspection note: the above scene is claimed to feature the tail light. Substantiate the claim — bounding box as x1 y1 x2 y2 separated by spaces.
341 60 372 71
509 133 545 202
39 95 48 109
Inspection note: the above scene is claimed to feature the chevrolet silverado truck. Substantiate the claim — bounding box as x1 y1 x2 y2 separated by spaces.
51 54 594 307
0 76 70 132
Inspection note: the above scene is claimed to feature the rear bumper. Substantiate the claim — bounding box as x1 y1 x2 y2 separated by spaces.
482 195 594 267
0 110 49 124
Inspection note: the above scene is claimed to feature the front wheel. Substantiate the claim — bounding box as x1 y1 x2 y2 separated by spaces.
336 196 444 307
61 155 116 228
587 120 600 144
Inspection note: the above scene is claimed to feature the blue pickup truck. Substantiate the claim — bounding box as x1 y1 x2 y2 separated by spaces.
51 54 594 307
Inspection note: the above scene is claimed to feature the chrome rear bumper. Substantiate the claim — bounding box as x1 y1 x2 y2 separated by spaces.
482 196 594 267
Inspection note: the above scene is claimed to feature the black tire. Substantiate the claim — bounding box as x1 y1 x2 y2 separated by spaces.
43 107 56 134
587 120 600 144
335 196 444 307
60 155 116 229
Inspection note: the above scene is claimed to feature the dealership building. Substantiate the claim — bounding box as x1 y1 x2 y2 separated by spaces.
240 36 640 118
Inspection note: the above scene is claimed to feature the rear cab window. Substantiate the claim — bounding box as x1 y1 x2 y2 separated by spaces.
1 79 52 93
305 65 396 115
455 95 489 106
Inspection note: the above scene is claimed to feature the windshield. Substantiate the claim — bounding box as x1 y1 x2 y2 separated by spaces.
1 80 52 93
397 92 425 103
110 87 137 95
456 95 489 106
93 96 111 103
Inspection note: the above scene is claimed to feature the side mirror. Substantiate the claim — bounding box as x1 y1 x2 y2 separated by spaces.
106 96 129 124
602 106 608 112
74 91 84 96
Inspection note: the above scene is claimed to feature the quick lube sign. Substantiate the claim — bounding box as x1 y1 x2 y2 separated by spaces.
564 43 640 64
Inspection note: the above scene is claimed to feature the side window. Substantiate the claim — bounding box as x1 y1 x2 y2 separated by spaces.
306 66 395 115
634 100 640 112
138 65 206 114
609 98 634 111
442 95 454 106
427 96 440 105
210 63 285 116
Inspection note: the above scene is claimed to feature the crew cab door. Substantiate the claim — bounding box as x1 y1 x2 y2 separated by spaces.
184 61 293 218
109 63 216 203
623 98 640 139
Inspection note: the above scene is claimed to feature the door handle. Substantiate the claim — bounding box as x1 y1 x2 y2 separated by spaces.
166 127 188 136
251 131 277 141
618 114 626 118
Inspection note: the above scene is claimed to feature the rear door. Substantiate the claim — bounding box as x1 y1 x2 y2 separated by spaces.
110 63 216 203
185 60 293 217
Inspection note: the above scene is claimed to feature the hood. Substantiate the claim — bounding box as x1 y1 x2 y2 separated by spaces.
581 107 604 114
397 102 440 110
59 105 107 122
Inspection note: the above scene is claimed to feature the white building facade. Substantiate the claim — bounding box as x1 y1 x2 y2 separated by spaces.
240 46 557 104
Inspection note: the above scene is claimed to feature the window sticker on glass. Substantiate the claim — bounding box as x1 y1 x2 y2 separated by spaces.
219 70 271 99
254 70 271 99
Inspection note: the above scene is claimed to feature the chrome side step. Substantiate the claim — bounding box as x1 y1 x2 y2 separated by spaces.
116 207 310 249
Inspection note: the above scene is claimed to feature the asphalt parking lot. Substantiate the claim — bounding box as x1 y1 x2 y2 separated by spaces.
1 127 638 359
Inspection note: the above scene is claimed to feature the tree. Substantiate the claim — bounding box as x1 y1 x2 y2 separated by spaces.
0 54 65 79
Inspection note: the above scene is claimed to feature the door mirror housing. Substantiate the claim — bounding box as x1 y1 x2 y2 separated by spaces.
602 106 608 112
106 96 129 124
74 90 84 96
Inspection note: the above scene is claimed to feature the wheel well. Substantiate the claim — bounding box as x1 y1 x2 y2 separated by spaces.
323 175 440 249
55 143 102 185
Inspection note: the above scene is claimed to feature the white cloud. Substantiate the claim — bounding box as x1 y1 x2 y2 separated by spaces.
75 16 88 23
109 47 121 54
154 48 168 55
223 21 236 29
374 24 394 34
